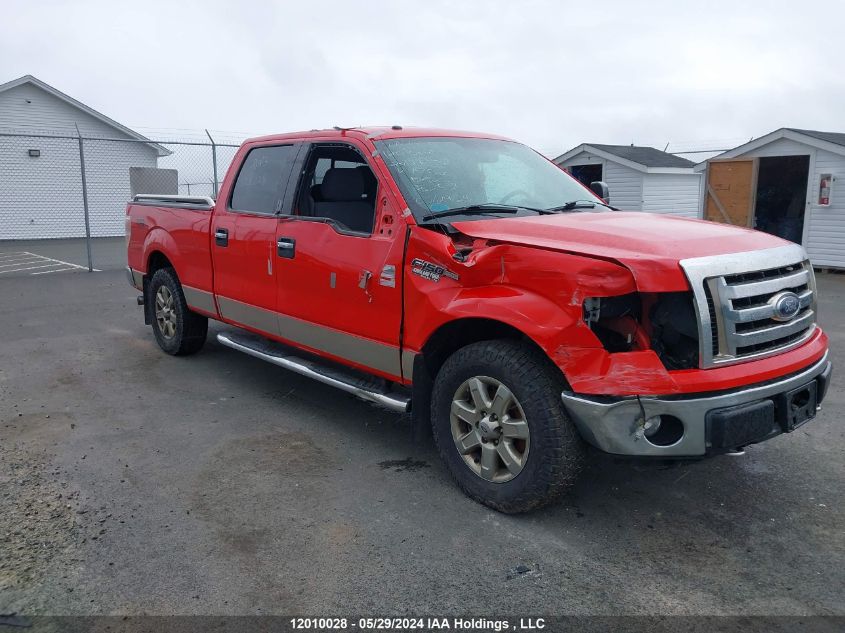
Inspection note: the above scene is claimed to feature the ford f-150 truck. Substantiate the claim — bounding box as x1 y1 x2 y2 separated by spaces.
126 127 832 513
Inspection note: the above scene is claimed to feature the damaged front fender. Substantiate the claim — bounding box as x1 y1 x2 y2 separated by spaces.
552 347 679 395
402 228 639 363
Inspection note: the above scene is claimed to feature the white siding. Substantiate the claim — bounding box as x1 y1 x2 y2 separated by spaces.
641 172 703 218
604 161 643 211
0 135 84 239
0 82 131 137
805 148 845 268
739 137 811 158
558 150 643 210
0 83 159 239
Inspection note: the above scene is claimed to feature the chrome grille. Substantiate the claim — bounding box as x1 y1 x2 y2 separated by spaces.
679 244 817 369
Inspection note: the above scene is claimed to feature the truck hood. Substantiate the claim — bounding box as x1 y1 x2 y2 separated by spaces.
451 212 790 292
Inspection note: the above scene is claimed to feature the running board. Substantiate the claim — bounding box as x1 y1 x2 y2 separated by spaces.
216 330 410 413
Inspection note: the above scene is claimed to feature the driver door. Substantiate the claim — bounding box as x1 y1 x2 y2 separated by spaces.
273 142 405 380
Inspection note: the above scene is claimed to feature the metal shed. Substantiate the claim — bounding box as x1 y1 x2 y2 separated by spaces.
553 143 702 217
696 128 845 269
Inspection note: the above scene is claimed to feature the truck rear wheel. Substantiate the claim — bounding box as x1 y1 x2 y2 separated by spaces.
431 339 584 513
148 268 208 356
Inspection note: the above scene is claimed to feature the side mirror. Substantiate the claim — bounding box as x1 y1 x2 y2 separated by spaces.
590 181 609 202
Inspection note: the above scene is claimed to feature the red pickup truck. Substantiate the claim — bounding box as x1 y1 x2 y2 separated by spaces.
126 127 831 513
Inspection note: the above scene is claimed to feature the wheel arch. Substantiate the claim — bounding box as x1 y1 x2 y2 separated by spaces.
142 228 182 279
141 234 181 325
410 283 585 381
410 315 570 445
147 250 174 276
420 317 548 378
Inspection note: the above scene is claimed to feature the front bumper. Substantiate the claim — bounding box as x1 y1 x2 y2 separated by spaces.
561 352 832 457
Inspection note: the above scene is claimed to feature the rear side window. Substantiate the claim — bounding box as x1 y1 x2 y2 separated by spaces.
230 145 297 214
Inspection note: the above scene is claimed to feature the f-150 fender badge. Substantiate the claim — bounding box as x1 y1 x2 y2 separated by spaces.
411 258 459 282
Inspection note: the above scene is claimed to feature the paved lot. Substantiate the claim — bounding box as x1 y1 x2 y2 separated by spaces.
0 268 843 616
0 238 126 276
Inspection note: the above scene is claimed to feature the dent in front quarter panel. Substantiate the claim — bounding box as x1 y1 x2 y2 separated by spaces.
401 226 637 363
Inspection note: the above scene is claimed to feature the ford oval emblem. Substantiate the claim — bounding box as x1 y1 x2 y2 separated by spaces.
769 291 801 322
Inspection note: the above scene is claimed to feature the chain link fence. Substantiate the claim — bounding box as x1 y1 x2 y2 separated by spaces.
0 130 240 271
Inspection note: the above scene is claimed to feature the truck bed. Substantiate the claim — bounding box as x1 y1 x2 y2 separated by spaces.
125 195 216 307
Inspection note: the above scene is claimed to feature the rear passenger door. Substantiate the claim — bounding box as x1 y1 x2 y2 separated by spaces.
211 143 300 334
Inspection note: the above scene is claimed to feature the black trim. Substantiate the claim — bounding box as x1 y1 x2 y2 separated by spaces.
818 361 832 404
283 215 372 238
703 368 827 454
705 399 779 452
142 275 153 326
276 237 296 259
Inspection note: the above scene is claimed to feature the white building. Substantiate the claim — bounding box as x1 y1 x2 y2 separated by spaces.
0 75 169 240
553 143 702 217
696 128 845 269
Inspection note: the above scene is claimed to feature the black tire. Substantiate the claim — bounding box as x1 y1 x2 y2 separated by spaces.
148 268 208 356
431 339 584 513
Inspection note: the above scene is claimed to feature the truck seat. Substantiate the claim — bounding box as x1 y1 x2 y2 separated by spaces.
356 165 378 202
315 168 375 233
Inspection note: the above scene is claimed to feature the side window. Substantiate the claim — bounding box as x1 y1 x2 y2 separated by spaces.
313 158 365 185
230 144 297 214
297 145 379 235
314 158 332 185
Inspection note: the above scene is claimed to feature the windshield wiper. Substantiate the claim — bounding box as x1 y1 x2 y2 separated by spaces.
547 199 619 212
422 204 523 222
422 203 562 222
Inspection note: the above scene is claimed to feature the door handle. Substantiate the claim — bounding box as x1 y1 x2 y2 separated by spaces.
214 228 228 247
277 237 295 259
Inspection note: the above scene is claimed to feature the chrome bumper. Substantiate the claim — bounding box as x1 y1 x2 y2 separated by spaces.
561 352 831 457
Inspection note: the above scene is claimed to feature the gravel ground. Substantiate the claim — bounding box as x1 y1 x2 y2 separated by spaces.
0 267 843 617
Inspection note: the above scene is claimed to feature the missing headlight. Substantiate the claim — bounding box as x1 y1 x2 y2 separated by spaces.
650 292 699 369
583 293 644 352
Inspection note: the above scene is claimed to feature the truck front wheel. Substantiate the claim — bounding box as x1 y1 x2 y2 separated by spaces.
148 268 208 356
431 340 584 513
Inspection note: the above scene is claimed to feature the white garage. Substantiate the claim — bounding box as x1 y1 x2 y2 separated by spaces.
0 75 169 240
697 128 845 269
553 143 703 218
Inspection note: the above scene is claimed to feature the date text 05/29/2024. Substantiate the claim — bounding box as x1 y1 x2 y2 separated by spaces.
289 617 546 631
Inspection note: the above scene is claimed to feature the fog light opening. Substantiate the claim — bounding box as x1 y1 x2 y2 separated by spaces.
644 415 684 447
643 415 662 437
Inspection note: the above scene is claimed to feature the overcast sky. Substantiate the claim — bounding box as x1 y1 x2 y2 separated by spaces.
2 0 843 156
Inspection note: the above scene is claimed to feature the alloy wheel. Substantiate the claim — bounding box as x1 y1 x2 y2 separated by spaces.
449 376 530 483
154 286 177 339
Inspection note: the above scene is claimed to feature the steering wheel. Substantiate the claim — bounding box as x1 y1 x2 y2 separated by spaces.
500 189 533 204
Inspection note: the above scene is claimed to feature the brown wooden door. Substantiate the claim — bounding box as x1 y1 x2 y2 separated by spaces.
705 160 756 226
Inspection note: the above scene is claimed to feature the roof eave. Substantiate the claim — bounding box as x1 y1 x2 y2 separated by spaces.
697 127 845 167
554 144 649 172
0 74 169 155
